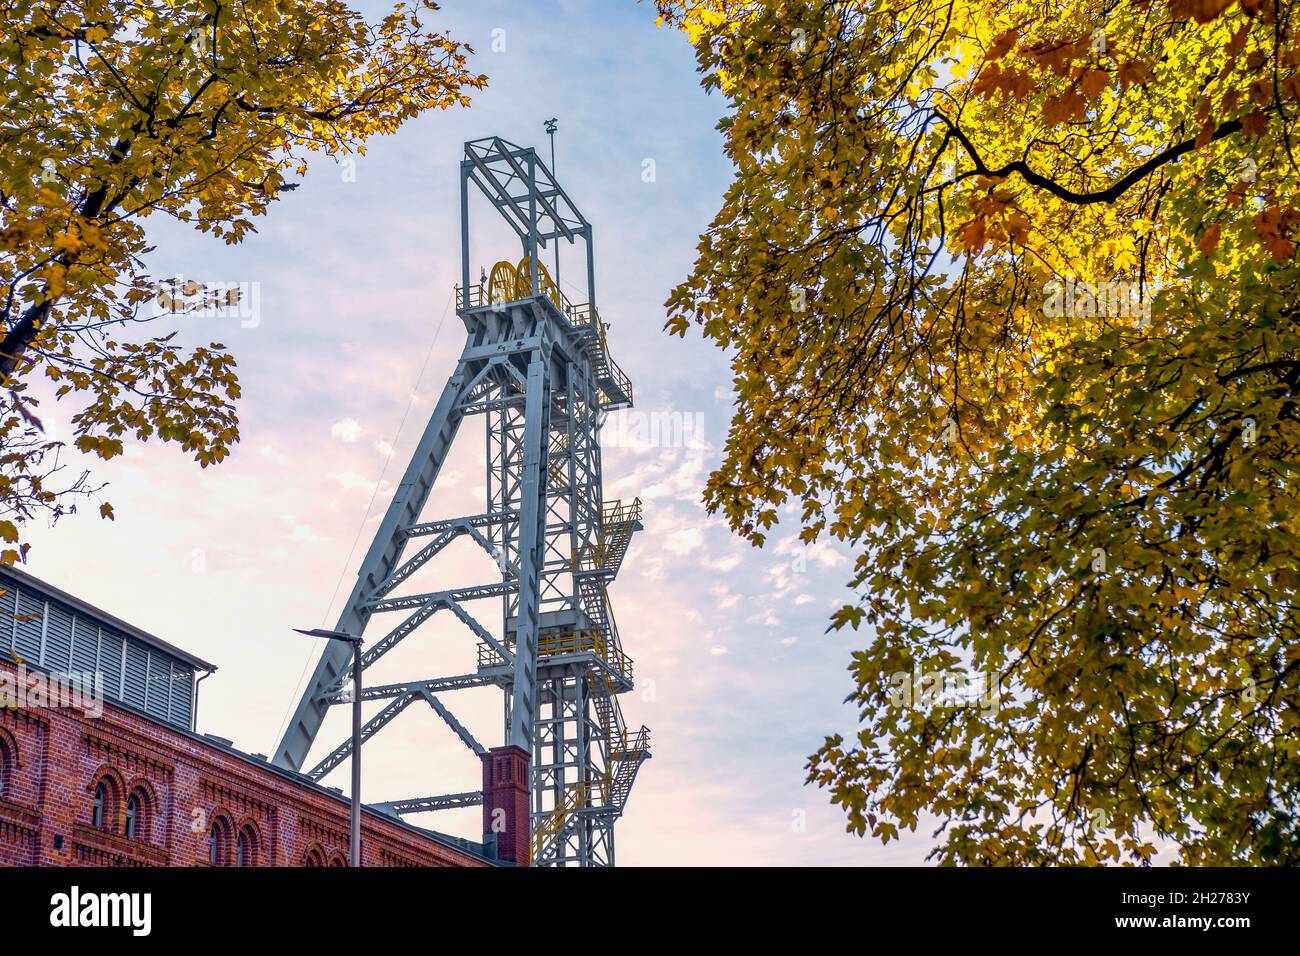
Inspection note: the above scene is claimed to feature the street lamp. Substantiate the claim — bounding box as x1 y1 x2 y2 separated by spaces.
294 627 363 867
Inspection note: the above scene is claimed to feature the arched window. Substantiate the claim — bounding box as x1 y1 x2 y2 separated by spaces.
125 793 140 838
208 817 232 866
327 852 347 867
303 846 326 867
0 737 10 798
124 786 153 841
235 826 258 867
88 771 122 832
92 782 107 829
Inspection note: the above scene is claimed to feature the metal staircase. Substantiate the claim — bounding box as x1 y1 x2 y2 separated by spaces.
521 497 648 862
534 679 650 862
573 498 641 576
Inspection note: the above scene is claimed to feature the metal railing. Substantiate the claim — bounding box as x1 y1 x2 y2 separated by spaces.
596 355 634 409
571 498 642 573
456 257 589 327
531 710 650 861
456 264 633 408
477 643 508 669
603 497 642 528
458 279 606 336
456 281 587 325
475 631 633 681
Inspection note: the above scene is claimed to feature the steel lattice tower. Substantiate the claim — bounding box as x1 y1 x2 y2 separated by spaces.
273 137 649 867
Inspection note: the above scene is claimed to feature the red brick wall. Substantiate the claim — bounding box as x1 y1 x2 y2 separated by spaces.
0 659 489 867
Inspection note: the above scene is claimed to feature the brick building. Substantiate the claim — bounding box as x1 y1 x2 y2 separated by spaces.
0 566 494 867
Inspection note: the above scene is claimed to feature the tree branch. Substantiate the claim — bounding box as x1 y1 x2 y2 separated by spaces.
937 111 1244 205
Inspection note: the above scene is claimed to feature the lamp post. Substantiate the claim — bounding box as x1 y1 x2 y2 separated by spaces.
294 627 363 867
544 117 559 283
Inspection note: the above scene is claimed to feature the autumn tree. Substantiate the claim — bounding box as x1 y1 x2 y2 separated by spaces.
658 0 1300 863
0 0 484 561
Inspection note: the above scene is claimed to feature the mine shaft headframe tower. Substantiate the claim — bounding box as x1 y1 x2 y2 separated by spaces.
273 136 649 867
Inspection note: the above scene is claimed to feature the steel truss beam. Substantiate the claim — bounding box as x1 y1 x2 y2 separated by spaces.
319 673 494 705
375 792 483 815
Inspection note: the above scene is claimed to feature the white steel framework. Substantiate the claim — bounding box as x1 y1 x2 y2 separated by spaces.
274 136 649 866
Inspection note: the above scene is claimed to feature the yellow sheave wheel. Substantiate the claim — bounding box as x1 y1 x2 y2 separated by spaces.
487 261 518 305
515 256 561 311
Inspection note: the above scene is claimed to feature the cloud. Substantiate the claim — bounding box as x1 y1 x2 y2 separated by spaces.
327 470 378 494
608 449 708 506
807 541 849 569
773 534 851 570
662 527 703 555
330 417 364 443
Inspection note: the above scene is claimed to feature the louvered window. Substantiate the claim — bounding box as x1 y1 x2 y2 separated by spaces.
12 591 43 662
42 604 73 671
169 666 195 727
70 616 98 675
122 641 148 708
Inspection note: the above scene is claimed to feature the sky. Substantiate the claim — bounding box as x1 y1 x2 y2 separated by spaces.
20 0 935 865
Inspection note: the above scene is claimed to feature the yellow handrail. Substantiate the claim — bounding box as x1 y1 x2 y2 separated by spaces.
458 259 607 333
571 498 642 573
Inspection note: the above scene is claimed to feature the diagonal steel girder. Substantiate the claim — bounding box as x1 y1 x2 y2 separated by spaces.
333 592 514 690
377 520 517 601
464 141 577 250
307 693 418 781
307 688 484 781
421 689 484 755
274 356 474 772
405 510 514 538
489 136 576 243
374 527 461 600
335 600 442 686
464 136 590 240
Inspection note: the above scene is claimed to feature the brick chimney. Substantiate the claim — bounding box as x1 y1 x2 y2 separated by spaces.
481 745 530 866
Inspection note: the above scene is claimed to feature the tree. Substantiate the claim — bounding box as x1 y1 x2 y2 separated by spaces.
0 0 484 562
657 0 1300 864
